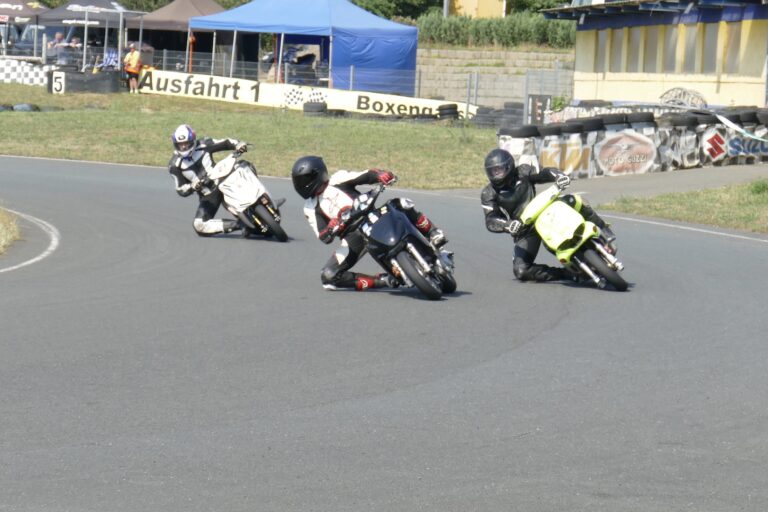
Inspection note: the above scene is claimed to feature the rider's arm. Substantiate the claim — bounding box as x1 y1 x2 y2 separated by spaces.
197 137 239 154
530 165 567 184
330 169 381 188
169 164 194 197
481 185 513 233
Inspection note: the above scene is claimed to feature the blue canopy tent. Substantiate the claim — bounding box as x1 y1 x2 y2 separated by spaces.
189 0 417 95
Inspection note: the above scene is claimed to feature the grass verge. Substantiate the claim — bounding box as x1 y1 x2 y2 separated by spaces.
602 180 768 234
0 83 495 190
0 208 20 255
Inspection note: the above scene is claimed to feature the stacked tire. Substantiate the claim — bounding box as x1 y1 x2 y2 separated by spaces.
303 101 327 117
500 101 524 128
437 103 459 120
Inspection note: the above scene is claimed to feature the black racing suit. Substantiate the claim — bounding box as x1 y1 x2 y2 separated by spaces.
302 169 439 290
481 164 610 282
168 137 241 236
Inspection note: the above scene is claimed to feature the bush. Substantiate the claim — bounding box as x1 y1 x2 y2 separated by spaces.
417 11 575 48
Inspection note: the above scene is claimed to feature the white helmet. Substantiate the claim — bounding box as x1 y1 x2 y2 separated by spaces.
171 124 197 157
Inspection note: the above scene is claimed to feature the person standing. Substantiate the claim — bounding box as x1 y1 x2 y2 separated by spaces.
123 43 142 94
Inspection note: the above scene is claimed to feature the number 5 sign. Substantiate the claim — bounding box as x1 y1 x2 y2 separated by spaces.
51 72 65 94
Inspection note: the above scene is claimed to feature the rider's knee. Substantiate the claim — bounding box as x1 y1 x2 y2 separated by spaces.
321 267 341 286
393 197 415 210
193 218 215 237
512 258 532 281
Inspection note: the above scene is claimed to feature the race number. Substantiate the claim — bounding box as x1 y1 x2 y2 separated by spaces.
51 72 65 94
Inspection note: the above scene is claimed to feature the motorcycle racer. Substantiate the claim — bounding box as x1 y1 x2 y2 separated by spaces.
481 148 616 282
291 155 447 291
168 124 248 236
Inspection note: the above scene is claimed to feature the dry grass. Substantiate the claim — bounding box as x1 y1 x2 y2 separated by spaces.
0 83 494 189
602 180 768 234
0 208 20 255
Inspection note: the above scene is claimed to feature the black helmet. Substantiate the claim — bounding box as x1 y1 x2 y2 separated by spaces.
484 148 516 188
291 156 329 199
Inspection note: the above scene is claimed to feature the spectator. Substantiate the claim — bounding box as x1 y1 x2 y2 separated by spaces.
123 43 141 94
48 32 71 65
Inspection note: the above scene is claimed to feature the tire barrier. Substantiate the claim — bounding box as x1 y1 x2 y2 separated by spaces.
498 108 768 179
0 103 41 112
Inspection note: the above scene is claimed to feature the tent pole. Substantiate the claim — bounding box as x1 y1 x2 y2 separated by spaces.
185 26 191 73
211 31 217 75
276 33 284 83
33 20 38 58
83 10 89 72
229 29 237 78
103 18 108 61
118 12 124 70
328 35 333 89
138 18 144 62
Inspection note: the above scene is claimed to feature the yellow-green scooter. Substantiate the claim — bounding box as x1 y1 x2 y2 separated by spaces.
519 182 628 291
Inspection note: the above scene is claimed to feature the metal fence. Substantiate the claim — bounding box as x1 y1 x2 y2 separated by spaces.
2 44 574 128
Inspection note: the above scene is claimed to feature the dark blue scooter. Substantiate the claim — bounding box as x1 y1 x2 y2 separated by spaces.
337 184 456 300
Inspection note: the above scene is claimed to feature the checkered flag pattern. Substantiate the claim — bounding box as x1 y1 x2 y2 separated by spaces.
283 87 305 106
283 86 328 107
0 59 56 87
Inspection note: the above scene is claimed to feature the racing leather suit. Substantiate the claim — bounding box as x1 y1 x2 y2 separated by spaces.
481 164 610 281
168 137 241 236
303 169 441 290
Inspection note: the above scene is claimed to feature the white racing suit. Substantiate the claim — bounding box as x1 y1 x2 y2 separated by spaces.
168 137 241 236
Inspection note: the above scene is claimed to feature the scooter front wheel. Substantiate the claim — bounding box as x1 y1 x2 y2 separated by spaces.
396 251 442 300
252 204 288 242
582 248 627 291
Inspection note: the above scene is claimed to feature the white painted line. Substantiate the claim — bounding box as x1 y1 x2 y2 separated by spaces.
0 210 61 273
604 214 768 244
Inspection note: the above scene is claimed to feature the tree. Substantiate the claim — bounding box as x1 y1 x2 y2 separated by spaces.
351 0 442 19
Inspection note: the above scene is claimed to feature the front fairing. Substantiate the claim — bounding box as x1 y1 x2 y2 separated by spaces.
364 204 428 259
535 201 596 262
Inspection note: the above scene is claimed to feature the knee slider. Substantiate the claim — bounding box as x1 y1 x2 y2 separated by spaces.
321 267 341 285
395 197 415 210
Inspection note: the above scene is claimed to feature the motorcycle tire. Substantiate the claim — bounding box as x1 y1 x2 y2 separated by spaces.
438 272 457 294
582 248 628 291
253 204 288 242
396 251 442 300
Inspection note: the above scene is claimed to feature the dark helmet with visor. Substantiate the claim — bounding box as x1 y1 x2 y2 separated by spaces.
291 156 329 199
484 148 516 189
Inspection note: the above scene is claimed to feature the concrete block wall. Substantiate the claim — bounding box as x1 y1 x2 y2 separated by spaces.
416 48 575 108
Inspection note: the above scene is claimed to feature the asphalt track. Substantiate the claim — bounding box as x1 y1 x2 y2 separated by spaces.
2 155 768 512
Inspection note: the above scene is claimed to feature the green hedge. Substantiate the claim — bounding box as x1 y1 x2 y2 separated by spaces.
415 11 575 48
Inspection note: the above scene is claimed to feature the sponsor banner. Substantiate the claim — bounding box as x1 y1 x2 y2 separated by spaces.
539 135 563 169
138 70 477 119
728 136 768 157
594 130 657 176
498 136 539 172
560 133 589 177
701 127 727 163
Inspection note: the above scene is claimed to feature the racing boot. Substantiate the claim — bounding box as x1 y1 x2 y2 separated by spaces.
222 219 242 234
354 273 399 291
414 213 448 247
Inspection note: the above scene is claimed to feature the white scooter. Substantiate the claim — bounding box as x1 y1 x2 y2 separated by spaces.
205 148 288 242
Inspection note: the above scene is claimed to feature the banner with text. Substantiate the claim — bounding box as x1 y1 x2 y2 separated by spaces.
138 70 477 119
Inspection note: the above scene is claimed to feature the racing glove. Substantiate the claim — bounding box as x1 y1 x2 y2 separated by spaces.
318 211 347 244
371 169 396 185
556 174 571 189
235 141 248 154
506 219 522 236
